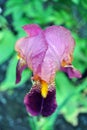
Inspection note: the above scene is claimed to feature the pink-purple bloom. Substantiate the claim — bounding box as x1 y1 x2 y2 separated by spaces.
15 24 82 117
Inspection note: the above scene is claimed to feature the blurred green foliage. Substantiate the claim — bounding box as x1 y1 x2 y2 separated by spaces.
0 0 87 130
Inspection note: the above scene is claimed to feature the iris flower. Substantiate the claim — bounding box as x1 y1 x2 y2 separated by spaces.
15 24 82 117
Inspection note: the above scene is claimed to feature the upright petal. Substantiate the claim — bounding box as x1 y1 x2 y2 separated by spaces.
61 65 82 78
15 33 48 74
15 37 29 59
44 25 75 63
23 24 42 37
39 57 58 83
16 59 27 84
26 33 48 74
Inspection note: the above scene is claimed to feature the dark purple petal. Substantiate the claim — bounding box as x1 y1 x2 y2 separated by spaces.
16 59 27 84
24 85 57 117
61 65 82 78
41 86 57 117
24 85 42 116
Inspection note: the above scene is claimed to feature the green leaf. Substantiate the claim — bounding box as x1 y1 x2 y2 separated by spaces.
55 72 75 103
0 29 16 64
72 0 80 4
0 55 32 91
0 15 7 28
81 0 87 9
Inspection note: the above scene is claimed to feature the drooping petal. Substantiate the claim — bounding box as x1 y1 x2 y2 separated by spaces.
16 59 27 84
24 84 57 117
61 65 82 78
44 25 75 63
41 85 57 117
23 24 42 37
24 85 43 116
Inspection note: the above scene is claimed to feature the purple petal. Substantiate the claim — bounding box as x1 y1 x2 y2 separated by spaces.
15 33 48 75
26 33 48 74
41 86 57 117
24 85 57 117
15 37 28 59
16 59 27 84
24 85 42 116
61 65 82 78
22 24 42 37
39 57 58 83
44 25 75 62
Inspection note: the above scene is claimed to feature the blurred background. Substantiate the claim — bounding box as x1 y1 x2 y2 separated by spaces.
0 0 87 130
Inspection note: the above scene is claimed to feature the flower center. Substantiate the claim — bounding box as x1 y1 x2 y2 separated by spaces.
41 80 48 98
32 75 48 98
